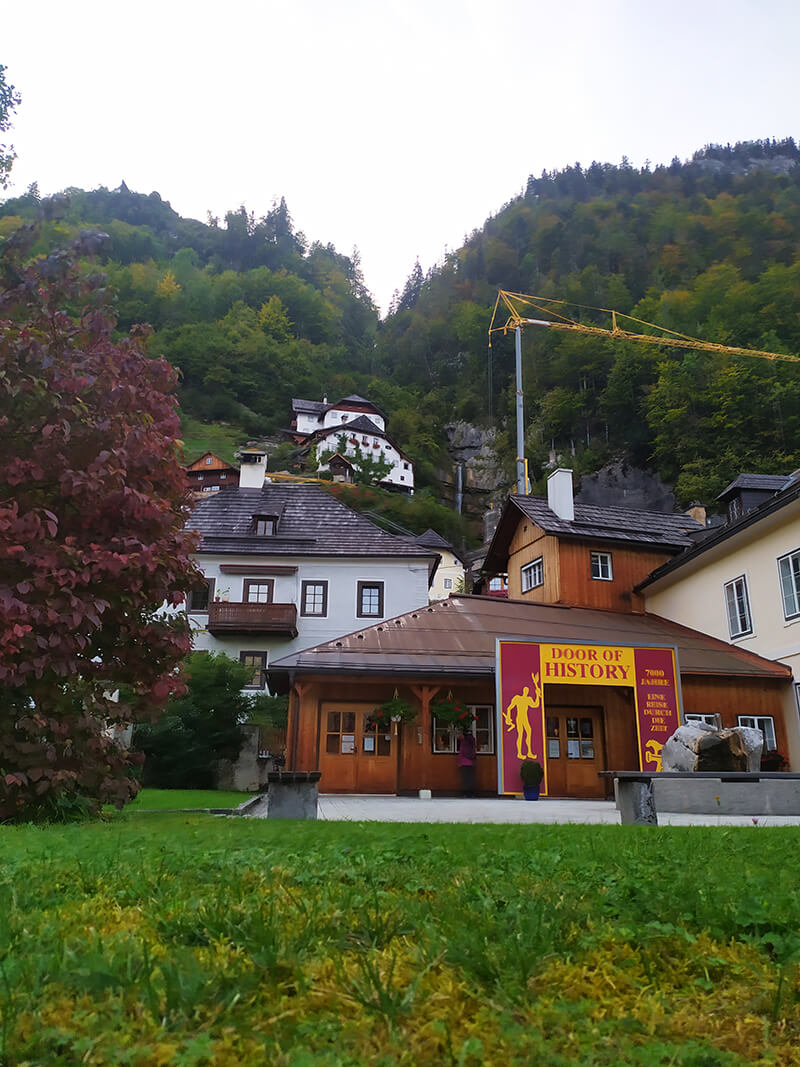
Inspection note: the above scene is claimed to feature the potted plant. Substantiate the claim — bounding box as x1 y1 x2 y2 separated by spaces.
519 759 544 800
430 693 477 731
367 691 417 730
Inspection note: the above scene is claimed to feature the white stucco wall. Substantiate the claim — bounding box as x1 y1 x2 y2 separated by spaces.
316 429 414 491
323 407 385 432
643 501 800 766
188 553 431 683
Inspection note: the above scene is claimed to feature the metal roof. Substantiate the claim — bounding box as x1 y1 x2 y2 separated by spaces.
292 397 327 416
269 594 790 683
187 484 438 561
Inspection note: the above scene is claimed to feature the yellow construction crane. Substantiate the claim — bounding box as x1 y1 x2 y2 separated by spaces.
488 289 800 493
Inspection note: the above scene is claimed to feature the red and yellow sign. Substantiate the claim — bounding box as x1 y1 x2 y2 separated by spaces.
495 639 681 795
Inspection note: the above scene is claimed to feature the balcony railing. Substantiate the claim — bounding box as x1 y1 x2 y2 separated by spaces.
207 601 298 637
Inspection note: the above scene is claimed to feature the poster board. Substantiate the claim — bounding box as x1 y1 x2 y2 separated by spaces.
495 639 682 795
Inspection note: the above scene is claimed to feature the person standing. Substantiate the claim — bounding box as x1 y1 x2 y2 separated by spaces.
457 729 477 796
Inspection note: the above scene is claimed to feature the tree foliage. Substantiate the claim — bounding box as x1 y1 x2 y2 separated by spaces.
0 220 199 821
0 64 20 190
133 651 249 789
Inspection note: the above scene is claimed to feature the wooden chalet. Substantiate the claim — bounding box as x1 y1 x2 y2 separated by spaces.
269 595 791 798
184 452 239 496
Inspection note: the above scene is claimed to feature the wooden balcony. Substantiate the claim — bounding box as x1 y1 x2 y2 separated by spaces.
207 601 298 637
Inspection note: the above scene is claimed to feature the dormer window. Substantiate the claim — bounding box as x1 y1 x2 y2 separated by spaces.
253 514 277 536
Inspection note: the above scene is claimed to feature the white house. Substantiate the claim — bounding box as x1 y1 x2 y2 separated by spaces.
290 394 414 493
639 472 800 766
184 448 437 690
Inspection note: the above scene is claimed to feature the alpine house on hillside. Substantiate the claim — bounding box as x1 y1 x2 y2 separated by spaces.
288 394 414 493
184 447 437 690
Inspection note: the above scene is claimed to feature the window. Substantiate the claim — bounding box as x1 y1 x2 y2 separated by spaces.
521 557 544 593
724 575 753 638
433 706 495 754
187 578 215 612
244 579 273 604
684 713 721 728
590 551 613 581
738 715 777 750
205 456 212 465
253 515 277 536
325 709 356 754
778 550 800 620
219 473 227 480
301 580 328 617
357 581 384 618
240 651 267 690
443 578 453 590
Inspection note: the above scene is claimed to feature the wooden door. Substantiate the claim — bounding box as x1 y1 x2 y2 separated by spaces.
544 708 606 798
318 702 398 794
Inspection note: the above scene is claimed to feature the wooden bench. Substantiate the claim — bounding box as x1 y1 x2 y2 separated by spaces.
599 771 800 825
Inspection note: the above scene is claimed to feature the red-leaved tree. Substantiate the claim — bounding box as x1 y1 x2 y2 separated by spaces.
0 220 200 821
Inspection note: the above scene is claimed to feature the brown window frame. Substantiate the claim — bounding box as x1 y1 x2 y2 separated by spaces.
187 577 215 613
243 578 274 604
240 651 268 690
301 580 328 617
357 580 384 618
253 515 277 536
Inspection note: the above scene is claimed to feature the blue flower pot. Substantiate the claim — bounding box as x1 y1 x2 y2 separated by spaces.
523 786 540 801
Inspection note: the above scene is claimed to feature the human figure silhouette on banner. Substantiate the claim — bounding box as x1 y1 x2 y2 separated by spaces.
503 673 542 760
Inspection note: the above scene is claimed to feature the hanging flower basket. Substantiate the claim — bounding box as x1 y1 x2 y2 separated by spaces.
367 693 417 729
430 694 476 730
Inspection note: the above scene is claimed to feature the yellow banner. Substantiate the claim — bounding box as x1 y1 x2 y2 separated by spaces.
539 643 636 686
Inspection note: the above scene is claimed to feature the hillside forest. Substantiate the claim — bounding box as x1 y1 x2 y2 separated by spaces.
3 137 800 515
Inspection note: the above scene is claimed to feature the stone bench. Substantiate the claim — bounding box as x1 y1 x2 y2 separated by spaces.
237 771 321 820
600 771 800 825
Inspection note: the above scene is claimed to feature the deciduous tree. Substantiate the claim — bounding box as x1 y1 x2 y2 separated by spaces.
0 220 200 821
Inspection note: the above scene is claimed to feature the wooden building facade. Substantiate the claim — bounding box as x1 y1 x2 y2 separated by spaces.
270 595 792 798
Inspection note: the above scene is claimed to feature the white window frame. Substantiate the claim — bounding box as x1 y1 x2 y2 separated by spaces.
432 705 495 755
777 549 800 622
590 551 613 581
521 557 544 593
684 713 721 728
443 577 453 590
724 575 753 639
738 715 777 750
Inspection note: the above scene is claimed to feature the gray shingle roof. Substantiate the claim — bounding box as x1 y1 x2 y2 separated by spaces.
511 495 702 547
716 473 791 500
320 415 384 437
187 484 437 560
414 528 454 551
292 397 326 416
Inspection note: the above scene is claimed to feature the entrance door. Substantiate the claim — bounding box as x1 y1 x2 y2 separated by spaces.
318 702 398 794
544 708 606 798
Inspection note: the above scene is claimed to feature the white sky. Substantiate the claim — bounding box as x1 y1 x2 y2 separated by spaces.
3 0 800 313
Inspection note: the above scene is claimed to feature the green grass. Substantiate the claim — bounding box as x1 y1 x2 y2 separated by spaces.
1 818 800 1064
123 788 253 811
179 415 245 465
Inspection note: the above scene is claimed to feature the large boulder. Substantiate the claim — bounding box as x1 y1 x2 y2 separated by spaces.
662 722 763 773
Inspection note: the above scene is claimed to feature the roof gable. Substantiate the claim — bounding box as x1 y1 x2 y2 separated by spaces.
484 494 702 572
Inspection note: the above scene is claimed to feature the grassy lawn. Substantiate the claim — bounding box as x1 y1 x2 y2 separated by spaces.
1 818 799 1064
178 415 244 465
123 788 253 811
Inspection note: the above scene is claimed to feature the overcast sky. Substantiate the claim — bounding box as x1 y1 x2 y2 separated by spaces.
3 0 799 313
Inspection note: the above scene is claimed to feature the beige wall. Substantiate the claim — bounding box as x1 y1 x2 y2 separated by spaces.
428 550 465 601
644 501 800 767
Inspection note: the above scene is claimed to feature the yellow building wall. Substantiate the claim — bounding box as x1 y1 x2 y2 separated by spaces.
644 503 800 767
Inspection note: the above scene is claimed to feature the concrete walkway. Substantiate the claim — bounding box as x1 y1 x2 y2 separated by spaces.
317 794 800 826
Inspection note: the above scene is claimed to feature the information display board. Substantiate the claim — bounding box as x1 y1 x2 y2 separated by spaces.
495 639 682 795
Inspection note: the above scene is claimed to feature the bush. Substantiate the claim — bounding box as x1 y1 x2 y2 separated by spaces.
133 651 250 788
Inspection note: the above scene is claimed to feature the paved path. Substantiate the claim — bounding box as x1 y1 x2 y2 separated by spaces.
317 794 800 826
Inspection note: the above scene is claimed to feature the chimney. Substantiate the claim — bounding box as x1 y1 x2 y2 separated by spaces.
547 468 574 521
686 503 706 526
237 446 267 489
